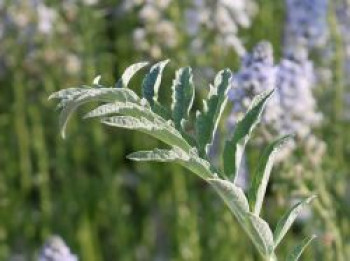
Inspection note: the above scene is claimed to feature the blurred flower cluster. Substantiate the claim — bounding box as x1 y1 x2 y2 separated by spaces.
122 0 257 59
284 0 329 50
38 236 78 261
228 41 325 161
0 0 102 78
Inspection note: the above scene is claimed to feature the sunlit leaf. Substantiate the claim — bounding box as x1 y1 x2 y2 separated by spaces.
115 61 149 88
127 147 213 179
50 87 140 138
102 116 191 151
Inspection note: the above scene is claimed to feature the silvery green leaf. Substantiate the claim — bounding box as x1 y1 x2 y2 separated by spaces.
152 101 172 120
274 196 316 248
223 89 274 182
195 69 231 154
286 235 316 261
84 101 165 123
127 147 213 179
115 61 149 88
171 67 195 129
183 148 213 179
54 87 140 138
93 75 102 85
49 87 89 101
249 135 292 215
246 213 275 257
142 59 170 106
208 178 249 224
102 116 191 151
127 147 190 162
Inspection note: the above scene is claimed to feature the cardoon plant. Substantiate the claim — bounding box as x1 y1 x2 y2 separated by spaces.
50 60 316 260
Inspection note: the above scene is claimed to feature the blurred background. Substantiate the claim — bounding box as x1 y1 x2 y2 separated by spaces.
0 0 349 260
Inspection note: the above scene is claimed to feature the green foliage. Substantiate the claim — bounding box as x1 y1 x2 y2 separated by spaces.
223 90 274 182
195 69 231 155
171 67 195 130
286 235 317 261
274 196 316 248
50 61 316 260
249 135 293 215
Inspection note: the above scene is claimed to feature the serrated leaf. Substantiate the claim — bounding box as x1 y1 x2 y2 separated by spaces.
223 89 274 182
208 178 249 224
249 135 292 215
286 235 316 261
142 59 170 106
274 196 316 248
52 87 140 138
246 213 275 256
116 61 149 88
195 69 231 154
171 67 195 129
102 116 191 152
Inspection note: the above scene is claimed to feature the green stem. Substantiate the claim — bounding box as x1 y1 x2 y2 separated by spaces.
328 0 345 165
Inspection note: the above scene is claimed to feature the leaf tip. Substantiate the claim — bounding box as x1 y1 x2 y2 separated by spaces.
93 75 102 85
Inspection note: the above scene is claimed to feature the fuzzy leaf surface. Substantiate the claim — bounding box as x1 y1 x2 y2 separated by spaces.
127 147 213 179
102 116 191 151
142 59 169 106
84 101 164 123
195 69 231 154
171 67 195 129
223 89 274 182
116 61 149 88
249 135 292 215
246 213 275 257
286 235 316 261
49 87 140 138
208 178 249 224
274 196 316 248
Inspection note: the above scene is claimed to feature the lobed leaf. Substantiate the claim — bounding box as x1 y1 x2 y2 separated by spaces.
83 101 165 123
223 89 274 182
249 135 292 215
101 116 191 151
115 61 149 88
48 87 89 101
246 213 275 257
171 67 195 130
127 147 213 179
274 195 316 248
50 87 140 138
142 59 170 106
195 69 231 154
286 235 316 261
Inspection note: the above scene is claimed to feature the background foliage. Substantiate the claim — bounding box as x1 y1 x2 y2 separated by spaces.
0 0 349 260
